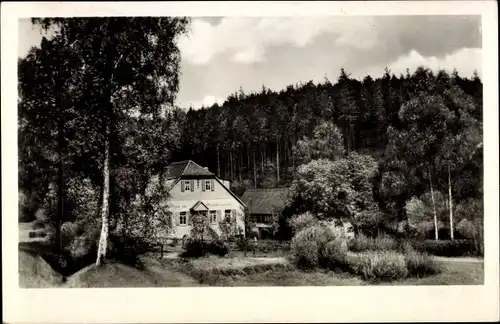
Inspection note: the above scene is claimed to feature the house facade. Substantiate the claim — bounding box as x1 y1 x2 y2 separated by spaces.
165 160 246 240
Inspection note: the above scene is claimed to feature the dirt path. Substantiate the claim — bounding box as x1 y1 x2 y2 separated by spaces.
433 256 483 263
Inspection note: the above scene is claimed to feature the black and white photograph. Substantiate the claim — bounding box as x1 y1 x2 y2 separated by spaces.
3 1 499 323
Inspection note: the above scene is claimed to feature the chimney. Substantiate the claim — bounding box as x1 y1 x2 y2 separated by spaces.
203 167 209 170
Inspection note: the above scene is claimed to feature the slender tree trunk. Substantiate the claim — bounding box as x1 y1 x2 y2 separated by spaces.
247 144 250 172
276 137 280 186
253 146 257 188
229 147 234 181
55 110 65 254
284 141 289 182
264 144 267 169
428 165 439 241
238 149 242 183
217 146 220 178
96 135 111 266
261 145 264 174
448 163 454 240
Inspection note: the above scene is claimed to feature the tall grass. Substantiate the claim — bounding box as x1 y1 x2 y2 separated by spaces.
290 228 441 282
402 245 441 278
347 233 399 252
348 251 409 282
170 257 293 285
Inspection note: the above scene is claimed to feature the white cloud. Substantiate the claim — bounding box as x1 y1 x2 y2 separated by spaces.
356 47 482 80
178 17 378 65
388 48 482 78
183 95 226 109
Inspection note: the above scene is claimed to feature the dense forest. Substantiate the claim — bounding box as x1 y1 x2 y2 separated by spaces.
170 67 483 238
18 17 483 266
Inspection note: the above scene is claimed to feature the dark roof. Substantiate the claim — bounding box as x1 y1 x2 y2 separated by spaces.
165 160 214 179
240 188 292 215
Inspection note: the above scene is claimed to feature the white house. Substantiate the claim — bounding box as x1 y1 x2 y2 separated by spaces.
164 160 246 240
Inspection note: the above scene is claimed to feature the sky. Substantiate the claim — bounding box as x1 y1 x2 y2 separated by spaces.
18 15 482 110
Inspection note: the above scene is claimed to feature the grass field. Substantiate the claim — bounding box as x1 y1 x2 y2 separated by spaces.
19 249 484 288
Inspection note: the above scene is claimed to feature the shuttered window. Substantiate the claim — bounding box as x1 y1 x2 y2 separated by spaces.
184 181 191 192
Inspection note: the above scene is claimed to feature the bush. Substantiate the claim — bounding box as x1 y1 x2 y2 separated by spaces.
351 251 409 282
348 233 398 252
289 212 317 235
319 238 349 270
181 239 230 258
403 247 441 278
289 225 337 269
410 239 480 257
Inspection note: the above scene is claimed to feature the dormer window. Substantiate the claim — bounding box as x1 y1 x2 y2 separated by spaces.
184 180 191 191
205 180 212 191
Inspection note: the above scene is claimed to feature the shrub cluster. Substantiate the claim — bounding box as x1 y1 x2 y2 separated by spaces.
347 234 399 252
289 225 339 270
348 251 408 282
289 212 317 235
290 225 441 282
181 239 229 258
174 259 292 285
410 239 482 257
403 246 441 278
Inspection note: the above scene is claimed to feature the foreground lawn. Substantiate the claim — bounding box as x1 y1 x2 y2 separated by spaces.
156 255 484 287
19 249 484 288
389 260 484 285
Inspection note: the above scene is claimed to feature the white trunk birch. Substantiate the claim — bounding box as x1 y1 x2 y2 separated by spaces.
448 164 454 240
429 165 439 241
96 136 110 265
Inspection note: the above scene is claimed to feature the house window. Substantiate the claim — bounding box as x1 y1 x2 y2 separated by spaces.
184 181 191 191
210 210 217 223
225 209 231 220
197 180 200 188
205 180 212 191
179 212 187 225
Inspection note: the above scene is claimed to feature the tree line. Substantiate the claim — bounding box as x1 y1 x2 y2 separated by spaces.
18 17 190 265
170 67 483 241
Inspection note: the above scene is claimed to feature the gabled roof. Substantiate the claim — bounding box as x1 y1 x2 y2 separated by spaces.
165 160 214 179
164 160 246 208
191 200 209 211
240 188 292 215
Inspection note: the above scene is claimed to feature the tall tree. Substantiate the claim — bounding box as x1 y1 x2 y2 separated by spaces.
32 17 190 265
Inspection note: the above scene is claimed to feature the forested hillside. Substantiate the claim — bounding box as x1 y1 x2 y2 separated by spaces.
169 67 483 236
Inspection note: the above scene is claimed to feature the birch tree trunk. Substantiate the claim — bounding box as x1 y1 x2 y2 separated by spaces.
56 112 64 254
261 145 264 174
253 147 257 189
448 164 454 240
217 146 220 178
230 149 234 181
428 165 439 241
96 135 111 266
238 149 242 183
276 137 280 185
